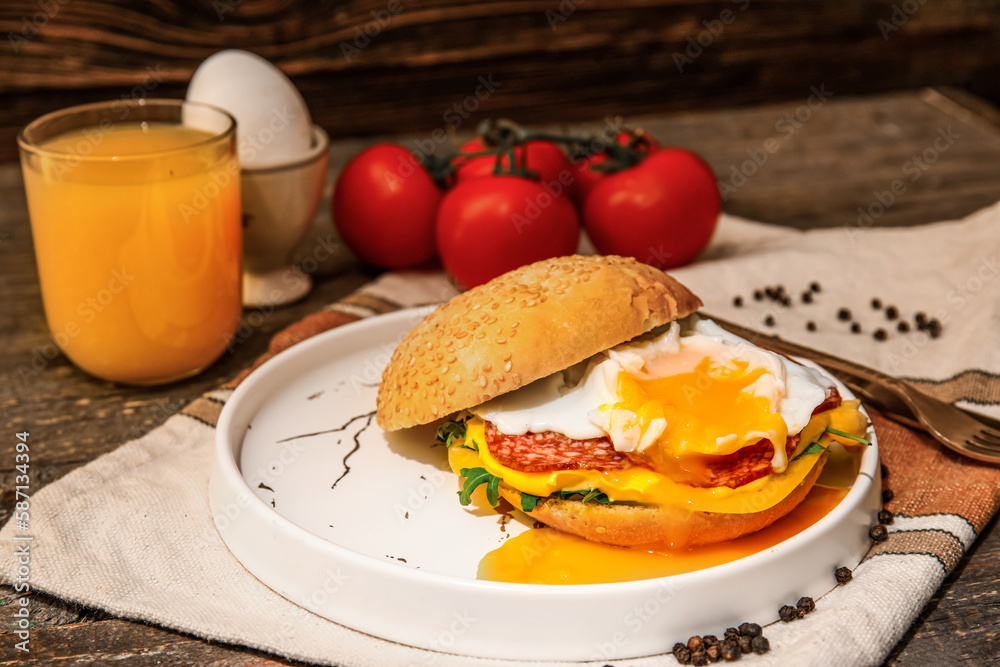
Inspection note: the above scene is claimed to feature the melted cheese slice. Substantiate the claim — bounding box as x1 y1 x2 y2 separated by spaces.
451 400 866 514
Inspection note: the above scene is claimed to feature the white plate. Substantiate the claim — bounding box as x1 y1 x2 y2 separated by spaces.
210 307 881 661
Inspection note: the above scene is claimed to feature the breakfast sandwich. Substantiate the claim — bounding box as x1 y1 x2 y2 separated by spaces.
376 255 869 549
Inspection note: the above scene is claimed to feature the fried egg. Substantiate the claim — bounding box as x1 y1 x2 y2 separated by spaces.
471 316 831 472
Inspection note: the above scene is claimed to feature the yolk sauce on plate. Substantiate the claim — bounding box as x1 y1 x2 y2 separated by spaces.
478 485 848 585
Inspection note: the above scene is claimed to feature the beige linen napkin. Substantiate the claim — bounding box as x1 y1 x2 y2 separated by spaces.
3 202 1000 666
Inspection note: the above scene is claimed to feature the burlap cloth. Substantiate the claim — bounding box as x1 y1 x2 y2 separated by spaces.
3 202 1000 666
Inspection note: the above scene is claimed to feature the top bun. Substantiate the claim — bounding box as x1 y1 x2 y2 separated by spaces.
376 255 702 431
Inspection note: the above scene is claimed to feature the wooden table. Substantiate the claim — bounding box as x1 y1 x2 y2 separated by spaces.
2 88 999 665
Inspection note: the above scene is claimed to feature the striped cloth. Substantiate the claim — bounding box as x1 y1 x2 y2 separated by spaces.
2 203 1000 666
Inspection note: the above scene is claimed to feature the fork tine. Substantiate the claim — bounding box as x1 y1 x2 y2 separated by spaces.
964 439 1000 458
972 431 1000 448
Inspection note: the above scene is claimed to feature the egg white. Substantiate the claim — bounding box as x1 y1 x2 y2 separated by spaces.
471 315 831 472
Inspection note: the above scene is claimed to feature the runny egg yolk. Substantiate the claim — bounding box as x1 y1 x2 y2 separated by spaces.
595 358 790 470
479 485 850 585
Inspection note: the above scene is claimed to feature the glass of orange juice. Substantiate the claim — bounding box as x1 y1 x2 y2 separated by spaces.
18 99 242 385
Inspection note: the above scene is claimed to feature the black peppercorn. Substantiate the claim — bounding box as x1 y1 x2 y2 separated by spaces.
673 643 693 664
706 644 721 662
796 596 816 615
779 604 798 622
915 311 927 326
870 524 889 542
751 635 770 655
851 322 862 334
802 291 813 304
838 308 851 321
765 287 777 300
897 321 910 333
882 488 895 502
691 651 709 667
806 321 817 332
724 627 740 643
733 295 743 307
720 640 740 662
928 319 942 338
703 635 719 648
688 636 705 652
873 328 887 341
754 289 764 301
738 622 761 638
810 281 821 292
764 315 775 326
885 305 898 320
835 566 853 585
871 298 882 309
878 509 894 525
780 296 791 307
737 635 753 654
881 463 889 479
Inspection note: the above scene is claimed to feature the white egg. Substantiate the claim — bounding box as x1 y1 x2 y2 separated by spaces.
186 49 313 168
471 315 831 470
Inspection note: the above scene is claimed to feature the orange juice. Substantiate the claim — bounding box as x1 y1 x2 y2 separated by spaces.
20 106 241 385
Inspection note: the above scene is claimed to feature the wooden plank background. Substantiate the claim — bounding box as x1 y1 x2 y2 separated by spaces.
2 0 1000 163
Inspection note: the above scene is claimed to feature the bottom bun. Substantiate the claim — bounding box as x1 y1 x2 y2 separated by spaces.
499 453 828 550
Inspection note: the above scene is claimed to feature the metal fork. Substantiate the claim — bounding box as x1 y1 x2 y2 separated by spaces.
707 315 1000 464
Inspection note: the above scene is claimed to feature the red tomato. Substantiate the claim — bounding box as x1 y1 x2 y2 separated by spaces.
455 138 573 196
583 149 719 269
571 131 661 208
333 144 442 269
436 176 580 288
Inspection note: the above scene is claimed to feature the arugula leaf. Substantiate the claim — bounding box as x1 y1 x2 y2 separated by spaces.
458 467 500 506
436 418 470 449
792 441 829 462
520 493 543 512
825 427 872 446
486 475 500 507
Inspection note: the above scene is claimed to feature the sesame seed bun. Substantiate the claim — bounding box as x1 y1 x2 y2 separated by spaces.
376 255 702 431
498 452 828 550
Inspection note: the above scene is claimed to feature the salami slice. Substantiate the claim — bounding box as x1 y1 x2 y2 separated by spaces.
484 422 640 473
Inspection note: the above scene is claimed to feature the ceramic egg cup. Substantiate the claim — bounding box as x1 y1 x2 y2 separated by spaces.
241 124 330 308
